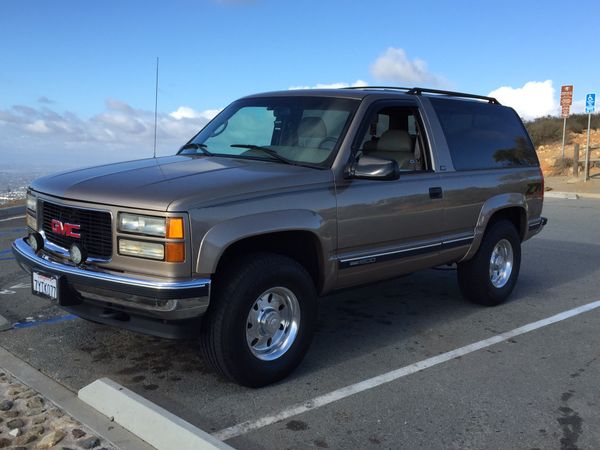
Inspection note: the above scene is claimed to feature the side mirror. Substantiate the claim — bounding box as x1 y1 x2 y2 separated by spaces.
345 154 400 180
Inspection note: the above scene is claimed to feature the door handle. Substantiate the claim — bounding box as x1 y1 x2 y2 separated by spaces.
429 187 443 199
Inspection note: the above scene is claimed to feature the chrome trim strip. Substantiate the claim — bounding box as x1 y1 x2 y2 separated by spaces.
340 242 441 264
442 236 475 245
339 236 474 264
12 238 210 292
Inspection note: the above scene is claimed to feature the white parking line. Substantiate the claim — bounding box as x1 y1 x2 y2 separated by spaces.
213 299 600 441
0 215 25 223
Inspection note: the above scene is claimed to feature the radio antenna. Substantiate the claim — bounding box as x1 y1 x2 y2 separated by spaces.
153 57 159 158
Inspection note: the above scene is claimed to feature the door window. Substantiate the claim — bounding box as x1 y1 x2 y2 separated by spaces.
356 106 429 172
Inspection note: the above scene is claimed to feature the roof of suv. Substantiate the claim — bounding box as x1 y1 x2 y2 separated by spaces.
245 87 500 105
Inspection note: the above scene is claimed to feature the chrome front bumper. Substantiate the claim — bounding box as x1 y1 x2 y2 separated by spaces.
12 237 211 336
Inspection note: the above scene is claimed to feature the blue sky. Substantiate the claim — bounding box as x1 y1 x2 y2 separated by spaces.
1 0 599 167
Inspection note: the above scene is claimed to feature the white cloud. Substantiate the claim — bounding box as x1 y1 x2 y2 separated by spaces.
289 80 368 90
25 120 51 134
370 47 442 86
0 100 219 165
169 106 220 120
488 80 557 120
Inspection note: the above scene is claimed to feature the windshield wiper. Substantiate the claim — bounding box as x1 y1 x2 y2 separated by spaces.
179 143 213 156
230 144 296 165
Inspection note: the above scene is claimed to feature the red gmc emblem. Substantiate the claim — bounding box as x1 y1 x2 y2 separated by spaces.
51 219 81 238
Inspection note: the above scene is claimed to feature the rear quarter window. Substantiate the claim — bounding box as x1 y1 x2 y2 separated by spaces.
430 98 539 170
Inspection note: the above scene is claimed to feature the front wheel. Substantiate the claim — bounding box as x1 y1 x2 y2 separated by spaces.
457 220 521 306
200 253 317 387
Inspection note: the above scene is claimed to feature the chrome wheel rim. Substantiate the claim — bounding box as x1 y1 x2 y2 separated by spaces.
489 239 514 288
245 286 300 361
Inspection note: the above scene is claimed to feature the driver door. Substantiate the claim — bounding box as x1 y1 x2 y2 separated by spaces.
335 101 448 288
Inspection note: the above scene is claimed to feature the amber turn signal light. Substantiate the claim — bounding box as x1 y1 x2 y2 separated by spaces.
165 242 185 262
166 218 184 239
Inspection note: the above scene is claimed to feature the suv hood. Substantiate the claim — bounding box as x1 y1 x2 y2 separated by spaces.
31 155 333 211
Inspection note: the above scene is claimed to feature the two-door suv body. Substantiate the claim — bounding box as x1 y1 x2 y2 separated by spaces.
13 87 546 386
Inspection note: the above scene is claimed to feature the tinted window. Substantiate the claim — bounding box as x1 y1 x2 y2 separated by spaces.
430 98 538 170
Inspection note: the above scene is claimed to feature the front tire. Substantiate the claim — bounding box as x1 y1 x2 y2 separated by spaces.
457 220 521 306
200 253 317 387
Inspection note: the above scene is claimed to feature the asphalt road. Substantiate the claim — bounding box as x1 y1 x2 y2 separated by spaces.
0 198 599 450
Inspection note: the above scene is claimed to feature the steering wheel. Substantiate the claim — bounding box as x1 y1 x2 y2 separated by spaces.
318 137 338 150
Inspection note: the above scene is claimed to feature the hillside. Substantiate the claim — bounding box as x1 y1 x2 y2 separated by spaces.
524 115 600 176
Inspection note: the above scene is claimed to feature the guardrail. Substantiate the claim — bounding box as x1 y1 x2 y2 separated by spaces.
573 143 600 180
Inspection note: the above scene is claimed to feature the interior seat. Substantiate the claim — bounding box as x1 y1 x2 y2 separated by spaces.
368 129 415 169
297 117 327 148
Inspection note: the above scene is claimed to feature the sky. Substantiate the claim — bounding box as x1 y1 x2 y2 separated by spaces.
1 0 600 168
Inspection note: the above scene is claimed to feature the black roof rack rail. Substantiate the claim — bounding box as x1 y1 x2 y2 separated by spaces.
343 86 413 92
344 85 500 104
407 87 499 104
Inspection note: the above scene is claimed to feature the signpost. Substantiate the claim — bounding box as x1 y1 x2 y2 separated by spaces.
584 93 595 182
560 85 573 159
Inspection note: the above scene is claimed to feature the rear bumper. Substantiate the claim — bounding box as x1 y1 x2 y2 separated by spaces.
12 237 211 338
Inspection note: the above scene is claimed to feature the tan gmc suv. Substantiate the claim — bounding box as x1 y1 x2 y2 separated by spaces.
13 87 546 386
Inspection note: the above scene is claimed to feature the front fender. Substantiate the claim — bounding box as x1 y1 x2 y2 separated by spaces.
460 193 528 262
195 209 328 275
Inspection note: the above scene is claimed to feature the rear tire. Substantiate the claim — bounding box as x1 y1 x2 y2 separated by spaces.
457 220 521 306
200 253 317 387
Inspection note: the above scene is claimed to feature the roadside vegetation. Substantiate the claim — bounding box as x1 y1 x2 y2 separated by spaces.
525 114 600 146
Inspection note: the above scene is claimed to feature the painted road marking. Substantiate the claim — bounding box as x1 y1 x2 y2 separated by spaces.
213 299 600 441
0 215 25 223
0 282 30 295
13 314 78 329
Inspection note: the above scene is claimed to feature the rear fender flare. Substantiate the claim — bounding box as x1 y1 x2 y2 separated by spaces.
460 193 528 262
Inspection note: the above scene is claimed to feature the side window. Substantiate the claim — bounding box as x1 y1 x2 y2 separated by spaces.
357 106 429 172
430 98 538 171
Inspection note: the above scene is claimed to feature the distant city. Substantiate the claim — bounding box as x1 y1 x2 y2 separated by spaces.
0 165 73 206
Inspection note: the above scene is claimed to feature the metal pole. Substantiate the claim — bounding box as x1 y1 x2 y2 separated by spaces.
584 113 591 182
561 117 567 160
153 57 159 158
573 143 580 178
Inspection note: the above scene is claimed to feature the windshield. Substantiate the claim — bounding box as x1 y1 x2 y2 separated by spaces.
179 96 358 168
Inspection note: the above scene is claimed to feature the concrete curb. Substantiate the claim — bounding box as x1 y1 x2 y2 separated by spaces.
0 347 154 450
576 192 600 199
79 378 234 450
0 315 12 331
545 191 600 199
544 192 579 199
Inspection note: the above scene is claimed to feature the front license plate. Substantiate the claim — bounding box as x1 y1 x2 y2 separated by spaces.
32 271 60 301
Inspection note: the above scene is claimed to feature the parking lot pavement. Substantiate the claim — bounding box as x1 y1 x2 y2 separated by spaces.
0 198 599 449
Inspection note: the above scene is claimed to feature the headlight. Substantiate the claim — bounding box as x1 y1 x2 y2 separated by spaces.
26 193 37 212
26 192 38 230
118 239 164 260
119 213 166 237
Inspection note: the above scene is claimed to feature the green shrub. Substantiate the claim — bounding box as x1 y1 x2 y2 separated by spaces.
524 114 600 147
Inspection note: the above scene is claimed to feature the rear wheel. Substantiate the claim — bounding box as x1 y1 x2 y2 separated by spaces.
200 253 317 387
457 220 521 306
